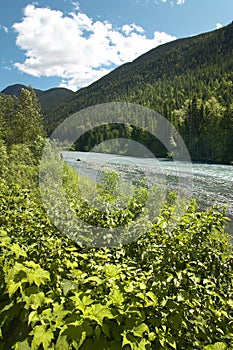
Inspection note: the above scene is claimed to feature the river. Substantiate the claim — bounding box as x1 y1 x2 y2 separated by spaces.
63 151 233 234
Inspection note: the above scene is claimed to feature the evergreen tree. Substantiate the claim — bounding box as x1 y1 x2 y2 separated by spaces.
0 94 17 146
14 87 45 145
220 104 233 163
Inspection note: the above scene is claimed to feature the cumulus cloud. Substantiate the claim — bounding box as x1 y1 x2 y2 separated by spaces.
216 22 223 29
122 23 144 35
13 5 176 90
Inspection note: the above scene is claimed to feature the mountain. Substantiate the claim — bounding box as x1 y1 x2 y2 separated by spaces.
3 23 232 163
1 84 37 96
1 84 74 111
46 22 232 126
36 87 75 111
44 22 232 163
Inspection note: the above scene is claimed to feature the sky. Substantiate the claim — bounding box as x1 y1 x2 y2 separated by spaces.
0 0 232 92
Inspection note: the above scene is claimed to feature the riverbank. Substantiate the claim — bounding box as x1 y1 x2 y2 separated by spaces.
63 151 233 234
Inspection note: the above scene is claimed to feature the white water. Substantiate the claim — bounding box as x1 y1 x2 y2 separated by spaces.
63 151 233 234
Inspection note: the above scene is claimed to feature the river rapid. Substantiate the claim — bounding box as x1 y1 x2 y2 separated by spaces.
63 151 233 234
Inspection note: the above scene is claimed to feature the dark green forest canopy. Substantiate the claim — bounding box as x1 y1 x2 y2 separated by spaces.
42 22 233 163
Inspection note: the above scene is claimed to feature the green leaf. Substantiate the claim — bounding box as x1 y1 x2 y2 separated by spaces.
23 291 46 310
104 264 121 278
7 280 22 298
137 338 151 350
31 325 54 350
14 339 31 350
52 303 70 326
204 343 226 350
121 331 133 348
71 293 94 313
28 310 39 325
131 323 149 337
0 229 11 245
139 282 147 290
62 279 77 296
84 304 113 325
55 335 70 350
136 292 147 301
25 265 50 287
84 276 104 285
102 323 110 337
146 291 158 305
10 243 27 258
109 288 124 305
77 331 87 348
5 263 26 297
24 261 39 269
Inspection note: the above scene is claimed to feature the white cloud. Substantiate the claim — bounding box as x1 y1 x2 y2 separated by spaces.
0 25 9 33
122 23 144 35
13 5 176 91
176 0 185 5
71 1 80 11
156 0 185 4
216 22 223 29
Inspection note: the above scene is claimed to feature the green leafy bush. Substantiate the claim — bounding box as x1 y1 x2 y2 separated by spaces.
0 174 232 349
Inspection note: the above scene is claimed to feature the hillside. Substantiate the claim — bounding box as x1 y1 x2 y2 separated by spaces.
1 84 36 97
36 87 75 111
46 23 232 122
1 84 74 111
43 22 232 163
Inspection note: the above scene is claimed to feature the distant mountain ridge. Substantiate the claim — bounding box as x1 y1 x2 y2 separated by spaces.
1 84 74 111
45 22 233 129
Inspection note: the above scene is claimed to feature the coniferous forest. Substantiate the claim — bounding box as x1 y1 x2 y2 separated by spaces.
41 22 233 164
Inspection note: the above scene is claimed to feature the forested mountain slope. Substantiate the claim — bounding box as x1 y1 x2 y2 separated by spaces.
41 22 233 162
1 84 74 111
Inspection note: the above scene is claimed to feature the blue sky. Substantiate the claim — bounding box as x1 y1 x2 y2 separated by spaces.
0 0 232 91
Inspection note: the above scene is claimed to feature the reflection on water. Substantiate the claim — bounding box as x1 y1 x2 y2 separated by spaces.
63 151 233 234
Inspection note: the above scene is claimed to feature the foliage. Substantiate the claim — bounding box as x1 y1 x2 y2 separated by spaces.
0 138 8 180
0 32 233 349
0 87 45 149
0 162 233 349
173 97 233 162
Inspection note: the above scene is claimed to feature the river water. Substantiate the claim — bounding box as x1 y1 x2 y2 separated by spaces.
63 151 233 234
